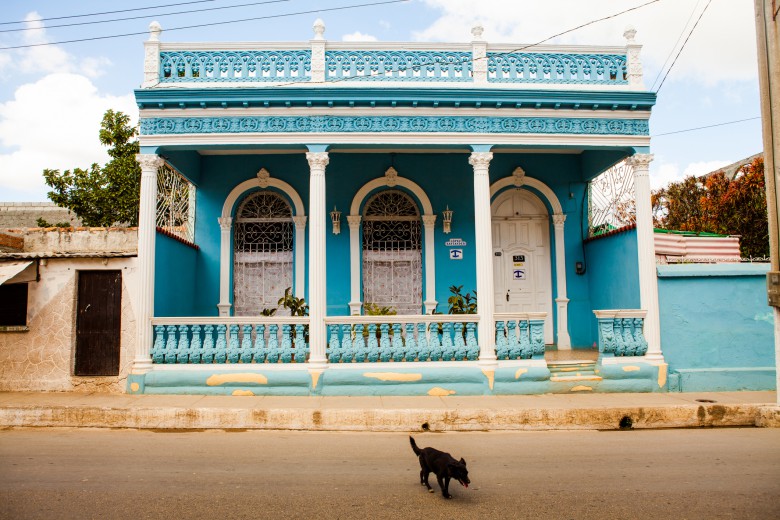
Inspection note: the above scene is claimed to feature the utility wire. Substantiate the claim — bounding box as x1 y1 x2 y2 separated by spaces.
655 0 712 93
652 116 761 137
267 0 662 89
650 0 702 91
0 0 217 26
0 0 409 50
0 0 291 34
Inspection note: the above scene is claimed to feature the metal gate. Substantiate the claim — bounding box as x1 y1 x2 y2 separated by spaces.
362 190 422 315
233 191 293 316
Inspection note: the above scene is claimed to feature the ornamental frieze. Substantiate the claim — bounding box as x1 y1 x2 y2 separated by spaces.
140 115 649 136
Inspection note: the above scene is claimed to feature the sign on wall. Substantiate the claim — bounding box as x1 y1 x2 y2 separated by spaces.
450 249 463 260
445 238 467 247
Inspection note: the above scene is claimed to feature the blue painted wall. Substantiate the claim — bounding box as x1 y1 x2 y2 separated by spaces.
658 263 776 391
155 150 608 346
583 228 641 347
155 232 198 316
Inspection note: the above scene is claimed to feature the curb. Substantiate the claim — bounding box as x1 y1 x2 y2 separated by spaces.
1 403 777 431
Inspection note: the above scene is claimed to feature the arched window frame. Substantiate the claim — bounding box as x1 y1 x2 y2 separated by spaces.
217 169 306 316
348 167 437 315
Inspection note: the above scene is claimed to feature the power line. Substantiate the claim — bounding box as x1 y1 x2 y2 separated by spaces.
652 116 761 137
0 0 410 51
650 0 702 91
268 0 662 89
0 0 291 34
655 0 712 93
0 0 217 26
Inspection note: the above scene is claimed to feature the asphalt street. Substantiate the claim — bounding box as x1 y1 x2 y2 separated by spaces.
1 428 779 519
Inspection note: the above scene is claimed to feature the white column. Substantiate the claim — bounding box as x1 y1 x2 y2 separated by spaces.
307 152 329 367
133 154 163 373
217 216 232 316
471 24 488 86
310 19 326 83
552 213 571 349
422 214 438 314
469 151 496 363
624 26 645 91
142 22 162 88
347 215 362 315
628 153 664 362
293 215 308 299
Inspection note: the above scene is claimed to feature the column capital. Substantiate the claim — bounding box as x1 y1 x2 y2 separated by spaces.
347 215 362 229
469 151 493 170
306 151 329 171
136 154 164 172
218 216 232 230
552 213 567 226
627 153 654 170
422 214 437 227
292 215 308 228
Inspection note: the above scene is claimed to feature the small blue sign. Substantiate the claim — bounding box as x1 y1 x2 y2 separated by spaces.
450 249 463 260
513 269 525 280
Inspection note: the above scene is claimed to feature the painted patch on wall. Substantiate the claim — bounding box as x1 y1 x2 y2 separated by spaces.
622 366 641 372
514 368 528 379
232 389 255 396
206 373 269 386
482 369 495 389
570 385 594 392
428 387 456 396
363 372 422 382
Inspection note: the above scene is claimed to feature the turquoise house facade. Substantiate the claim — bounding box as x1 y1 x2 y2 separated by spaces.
129 20 669 395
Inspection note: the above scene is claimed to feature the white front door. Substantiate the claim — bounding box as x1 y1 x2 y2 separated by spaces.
492 190 554 344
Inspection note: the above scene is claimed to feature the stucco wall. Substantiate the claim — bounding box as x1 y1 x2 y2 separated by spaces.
658 263 776 391
583 228 641 344
0 257 139 392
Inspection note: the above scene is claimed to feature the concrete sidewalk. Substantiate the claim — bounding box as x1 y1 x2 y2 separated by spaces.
1 390 778 431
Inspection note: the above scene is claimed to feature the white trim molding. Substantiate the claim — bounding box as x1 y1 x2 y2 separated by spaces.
348 167 437 314
218 168 307 315
490 170 570 348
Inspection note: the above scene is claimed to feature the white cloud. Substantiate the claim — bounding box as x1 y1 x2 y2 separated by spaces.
342 31 378 42
650 159 730 190
0 73 136 199
415 0 757 85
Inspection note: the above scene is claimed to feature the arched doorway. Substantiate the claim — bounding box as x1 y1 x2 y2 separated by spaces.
362 190 422 315
492 189 554 343
232 191 293 316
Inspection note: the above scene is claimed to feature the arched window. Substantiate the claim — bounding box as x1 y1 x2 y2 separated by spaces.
362 190 422 315
233 191 293 315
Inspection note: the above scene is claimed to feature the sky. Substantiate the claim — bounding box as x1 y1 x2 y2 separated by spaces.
0 0 764 202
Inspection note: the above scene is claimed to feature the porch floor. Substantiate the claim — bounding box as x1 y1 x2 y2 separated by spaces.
545 347 599 363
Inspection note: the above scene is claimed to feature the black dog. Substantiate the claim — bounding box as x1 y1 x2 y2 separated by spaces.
409 436 470 499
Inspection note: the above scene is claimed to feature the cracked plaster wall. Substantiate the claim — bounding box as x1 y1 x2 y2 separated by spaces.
0 257 139 393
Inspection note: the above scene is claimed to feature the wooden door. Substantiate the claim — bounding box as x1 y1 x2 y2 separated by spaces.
75 270 122 376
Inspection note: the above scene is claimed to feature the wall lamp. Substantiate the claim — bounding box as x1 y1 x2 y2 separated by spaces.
330 206 342 235
442 206 453 234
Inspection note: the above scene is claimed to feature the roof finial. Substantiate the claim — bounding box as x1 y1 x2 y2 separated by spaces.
623 25 637 43
148 21 162 42
313 18 326 40
471 23 484 41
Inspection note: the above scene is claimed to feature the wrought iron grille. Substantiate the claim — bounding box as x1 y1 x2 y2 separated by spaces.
156 163 196 243
588 160 636 237
233 191 293 315
362 190 422 315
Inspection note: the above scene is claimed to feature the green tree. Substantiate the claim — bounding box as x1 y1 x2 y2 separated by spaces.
652 156 769 258
42 110 141 227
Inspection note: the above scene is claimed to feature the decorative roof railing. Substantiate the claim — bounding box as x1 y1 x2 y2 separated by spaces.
142 21 645 90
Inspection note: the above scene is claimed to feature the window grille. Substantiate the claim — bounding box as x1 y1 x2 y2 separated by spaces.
362 190 422 315
233 191 293 315
588 160 636 237
156 163 196 243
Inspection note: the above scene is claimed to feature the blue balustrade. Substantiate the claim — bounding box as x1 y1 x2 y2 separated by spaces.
488 52 627 84
227 324 241 363
494 316 546 360
325 50 472 82
595 312 649 357
160 50 311 83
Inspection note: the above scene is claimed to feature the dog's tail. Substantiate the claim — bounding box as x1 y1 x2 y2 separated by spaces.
409 436 421 456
